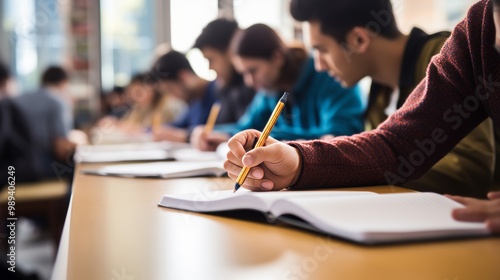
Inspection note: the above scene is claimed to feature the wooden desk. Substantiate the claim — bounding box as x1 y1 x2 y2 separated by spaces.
54 164 500 280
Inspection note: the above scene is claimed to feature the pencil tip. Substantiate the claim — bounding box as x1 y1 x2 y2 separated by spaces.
233 183 241 193
280 92 289 103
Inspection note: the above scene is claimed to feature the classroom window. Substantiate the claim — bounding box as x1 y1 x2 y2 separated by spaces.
170 0 218 81
2 0 67 93
100 0 156 90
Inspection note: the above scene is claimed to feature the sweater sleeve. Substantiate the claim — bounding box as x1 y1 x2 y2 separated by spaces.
288 0 493 189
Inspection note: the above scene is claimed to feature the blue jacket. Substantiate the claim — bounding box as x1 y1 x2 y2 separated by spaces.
215 58 365 140
170 81 218 129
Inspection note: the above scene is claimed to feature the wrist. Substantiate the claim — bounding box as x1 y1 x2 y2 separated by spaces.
290 147 303 186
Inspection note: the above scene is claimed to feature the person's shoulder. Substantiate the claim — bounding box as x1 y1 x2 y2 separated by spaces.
441 0 494 63
466 0 490 18
12 91 41 106
36 88 66 110
457 0 490 34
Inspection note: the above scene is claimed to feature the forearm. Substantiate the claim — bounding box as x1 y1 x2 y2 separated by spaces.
288 78 487 190
164 127 189 142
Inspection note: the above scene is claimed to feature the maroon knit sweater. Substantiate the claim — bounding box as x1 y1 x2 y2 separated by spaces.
288 0 500 189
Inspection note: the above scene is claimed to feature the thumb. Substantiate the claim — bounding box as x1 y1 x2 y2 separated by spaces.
242 144 282 167
488 191 500 200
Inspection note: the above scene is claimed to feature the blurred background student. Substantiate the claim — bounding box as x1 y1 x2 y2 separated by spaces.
191 23 365 151
193 18 256 123
1 61 42 185
0 60 13 99
152 50 219 143
107 73 184 133
190 18 256 150
99 86 129 120
13 66 78 180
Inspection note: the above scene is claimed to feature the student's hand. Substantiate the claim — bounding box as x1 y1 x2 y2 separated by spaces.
224 129 302 191
320 134 336 140
97 116 118 129
190 125 230 151
446 191 500 233
153 126 188 142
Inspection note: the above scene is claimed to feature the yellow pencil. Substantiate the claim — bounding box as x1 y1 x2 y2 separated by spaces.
233 92 289 193
151 112 163 134
151 95 167 133
204 103 221 134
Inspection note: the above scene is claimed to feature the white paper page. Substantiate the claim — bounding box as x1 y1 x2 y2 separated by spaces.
75 150 171 163
93 132 153 144
159 190 270 212
76 141 189 153
273 192 488 243
84 160 225 178
250 190 376 210
169 148 222 161
159 190 375 213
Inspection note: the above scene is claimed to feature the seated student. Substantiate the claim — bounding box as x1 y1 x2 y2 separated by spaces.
13 66 76 179
190 18 256 150
0 61 43 185
152 50 218 142
195 23 364 149
0 61 13 99
224 0 500 233
290 0 494 198
194 18 256 123
106 73 184 134
101 86 129 119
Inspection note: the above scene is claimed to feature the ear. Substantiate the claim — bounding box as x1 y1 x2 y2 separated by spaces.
345 27 372 54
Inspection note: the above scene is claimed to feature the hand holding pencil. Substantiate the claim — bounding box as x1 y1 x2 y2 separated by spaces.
224 93 302 192
190 103 231 151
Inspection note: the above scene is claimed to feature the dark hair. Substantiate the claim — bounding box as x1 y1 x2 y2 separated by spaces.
112 86 125 96
41 66 68 86
130 73 155 86
0 61 10 85
0 61 9 85
231 24 287 60
231 24 307 90
290 0 400 43
194 18 239 52
494 0 500 6
151 50 194 81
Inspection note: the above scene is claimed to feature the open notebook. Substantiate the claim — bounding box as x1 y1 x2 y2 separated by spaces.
158 190 489 244
82 160 226 179
75 143 221 163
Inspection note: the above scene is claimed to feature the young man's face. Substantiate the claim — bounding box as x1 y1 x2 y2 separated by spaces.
201 47 233 87
307 21 367 88
494 5 500 54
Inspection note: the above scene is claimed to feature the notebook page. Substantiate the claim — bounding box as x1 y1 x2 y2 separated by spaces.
169 149 222 161
272 192 488 243
83 160 225 178
75 150 171 163
76 141 189 153
251 191 376 213
158 190 375 213
158 190 270 212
